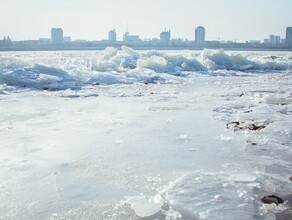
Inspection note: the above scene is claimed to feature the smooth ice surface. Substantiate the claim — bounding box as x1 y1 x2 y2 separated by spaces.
0 49 291 220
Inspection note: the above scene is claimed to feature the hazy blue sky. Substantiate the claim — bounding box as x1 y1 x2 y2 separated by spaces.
0 0 291 42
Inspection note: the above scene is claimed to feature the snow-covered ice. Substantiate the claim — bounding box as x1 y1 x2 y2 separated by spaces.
0 48 291 219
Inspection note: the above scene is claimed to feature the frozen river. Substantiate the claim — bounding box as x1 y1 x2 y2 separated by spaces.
0 48 291 219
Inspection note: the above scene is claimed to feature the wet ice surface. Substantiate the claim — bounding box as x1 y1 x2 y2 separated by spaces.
0 50 291 220
212 73 292 219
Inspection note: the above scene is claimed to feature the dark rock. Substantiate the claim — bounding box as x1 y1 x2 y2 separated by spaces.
248 124 266 131
262 195 284 205
227 121 240 129
270 56 278 60
227 121 266 131
262 196 279 204
289 176 292 181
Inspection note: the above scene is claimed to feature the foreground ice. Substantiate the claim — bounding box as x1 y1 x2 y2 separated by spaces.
0 49 291 220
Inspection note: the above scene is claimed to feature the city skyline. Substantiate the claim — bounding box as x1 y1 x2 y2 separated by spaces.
2 25 291 51
1 0 292 41
1 26 290 44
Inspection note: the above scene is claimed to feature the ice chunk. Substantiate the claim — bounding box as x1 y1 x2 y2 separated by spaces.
91 59 119 72
86 72 118 84
104 47 118 58
181 59 207 71
160 173 255 219
1 49 291 91
264 94 292 105
179 133 189 140
126 195 163 218
121 45 139 56
0 64 79 90
137 55 167 72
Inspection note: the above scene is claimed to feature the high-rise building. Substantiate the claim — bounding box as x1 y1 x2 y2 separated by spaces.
0 36 12 47
286 27 292 48
160 30 171 46
108 29 117 42
51 28 63 45
195 26 205 46
268 34 281 44
269 34 276 44
275 36 281 44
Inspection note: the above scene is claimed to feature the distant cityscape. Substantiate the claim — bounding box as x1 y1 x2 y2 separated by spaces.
1 26 292 51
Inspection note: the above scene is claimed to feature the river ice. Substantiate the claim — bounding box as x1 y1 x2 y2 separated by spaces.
0 49 291 220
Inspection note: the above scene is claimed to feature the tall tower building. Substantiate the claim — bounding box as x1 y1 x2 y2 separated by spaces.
122 26 140 45
160 30 171 46
51 28 63 45
195 26 205 46
108 29 117 42
269 34 276 44
286 27 292 48
123 31 129 42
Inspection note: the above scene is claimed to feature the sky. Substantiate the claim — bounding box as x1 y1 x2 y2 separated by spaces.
0 0 291 42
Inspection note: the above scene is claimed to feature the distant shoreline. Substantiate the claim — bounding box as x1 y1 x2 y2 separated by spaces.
0 47 291 52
